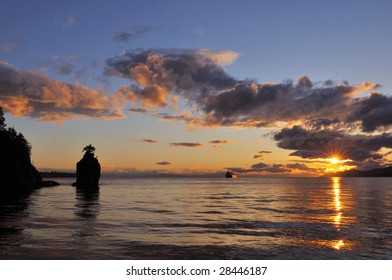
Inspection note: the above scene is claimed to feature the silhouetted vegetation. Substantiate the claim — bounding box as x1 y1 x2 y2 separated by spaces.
83 144 96 154
0 107 59 192
0 107 32 156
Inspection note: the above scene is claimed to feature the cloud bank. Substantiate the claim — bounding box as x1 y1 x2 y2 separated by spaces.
105 49 380 128
105 48 239 108
105 48 392 167
3 47 392 168
0 62 124 123
274 125 392 167
230 161 314 175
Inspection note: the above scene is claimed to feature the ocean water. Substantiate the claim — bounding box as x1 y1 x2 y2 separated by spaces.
0 177 391 259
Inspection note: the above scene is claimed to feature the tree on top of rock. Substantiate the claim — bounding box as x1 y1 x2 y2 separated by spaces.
83 144 96 155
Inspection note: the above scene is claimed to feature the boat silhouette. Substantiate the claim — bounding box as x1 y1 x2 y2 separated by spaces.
225 169 237 178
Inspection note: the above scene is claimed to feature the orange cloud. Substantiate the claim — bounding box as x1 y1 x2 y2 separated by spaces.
0 62 125 123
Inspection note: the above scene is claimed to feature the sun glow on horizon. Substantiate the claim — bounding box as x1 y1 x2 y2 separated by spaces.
329 157 340 165
323 156 355 173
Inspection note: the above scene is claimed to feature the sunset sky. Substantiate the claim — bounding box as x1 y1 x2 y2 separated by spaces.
1 0 392 176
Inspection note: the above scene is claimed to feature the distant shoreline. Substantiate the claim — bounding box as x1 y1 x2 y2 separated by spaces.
39 168 392 179
40 172 76 178
330 166 392 177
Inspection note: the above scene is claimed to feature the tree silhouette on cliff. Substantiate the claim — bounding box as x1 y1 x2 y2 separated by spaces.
0 107 32 155
0 107 41 189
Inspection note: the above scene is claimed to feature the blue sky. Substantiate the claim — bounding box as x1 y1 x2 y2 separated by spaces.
1 0 392 175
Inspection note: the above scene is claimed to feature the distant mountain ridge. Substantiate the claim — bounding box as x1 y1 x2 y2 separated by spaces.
334 166 392 177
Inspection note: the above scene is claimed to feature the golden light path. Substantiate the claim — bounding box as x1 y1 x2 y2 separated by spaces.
332 177 345 250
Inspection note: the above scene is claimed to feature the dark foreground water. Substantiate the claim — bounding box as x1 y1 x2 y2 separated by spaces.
0 177 391 259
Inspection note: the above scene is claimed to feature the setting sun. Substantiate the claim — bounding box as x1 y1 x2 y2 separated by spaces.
324 156 355 173
329 157 340 165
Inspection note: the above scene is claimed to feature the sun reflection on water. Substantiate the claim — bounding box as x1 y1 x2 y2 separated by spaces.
332 177 344 250
333 239 345 250
333 177 342 227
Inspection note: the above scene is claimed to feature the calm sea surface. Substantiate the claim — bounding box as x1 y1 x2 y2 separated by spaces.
0 177 391 259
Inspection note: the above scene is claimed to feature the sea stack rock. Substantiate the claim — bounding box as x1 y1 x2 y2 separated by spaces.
74 144 101 188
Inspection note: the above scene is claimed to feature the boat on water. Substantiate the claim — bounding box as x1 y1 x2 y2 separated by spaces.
225 169 238 178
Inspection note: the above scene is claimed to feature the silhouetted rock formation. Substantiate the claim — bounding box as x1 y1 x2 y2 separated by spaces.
73 145 101 188
0 107 46 193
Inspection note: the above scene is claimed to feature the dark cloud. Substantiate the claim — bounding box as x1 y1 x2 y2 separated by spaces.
128 108 195 124
156 161 171 165
105 48 239 107
286 163 313 171
170 142 204 148
354 159 392 170
55 63 86 79
304 117 343 131
143 139 157 143
251 162 290 173
230 162 293 174
56 63 75 75
253 150 272 159
114 32 133 42
250 162 267 170
0 62 124 123
156 112 193 122
200 79 375 127
274 125 392 162
128 108 150 113
113 25 155 42
105 48 380 130
130 138 157 144
229 161 321 175
348 92 392 132
209 140 231 144
209 140 232 150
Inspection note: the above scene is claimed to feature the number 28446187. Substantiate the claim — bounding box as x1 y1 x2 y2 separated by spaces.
219 266 267 276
